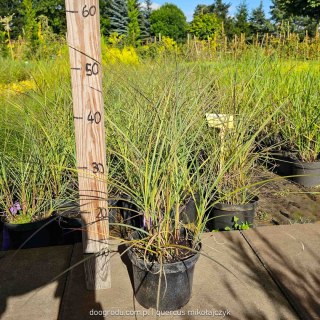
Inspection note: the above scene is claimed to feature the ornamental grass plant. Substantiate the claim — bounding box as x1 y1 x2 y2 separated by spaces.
278 70 320 162
105 62 217 263
203 107 275 206
0 154 57 224
0 57 77 224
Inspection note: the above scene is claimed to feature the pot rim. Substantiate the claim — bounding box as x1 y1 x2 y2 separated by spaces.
270 150 298 157
127 232 201 272
4 215 55 230
292 160 320 169
128 245 201 274
213 196 259 211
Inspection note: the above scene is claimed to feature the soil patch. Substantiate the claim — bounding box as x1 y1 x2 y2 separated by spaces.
254 168 320 227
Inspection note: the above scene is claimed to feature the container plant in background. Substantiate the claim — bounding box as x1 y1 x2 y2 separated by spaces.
0 66 79 247
255 64 320 183
279 72 320 187
204 104 278 231
0 136 73 249
0 153 69 250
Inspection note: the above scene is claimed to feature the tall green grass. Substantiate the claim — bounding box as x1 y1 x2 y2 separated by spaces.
0 48 319 231
0 56 77 223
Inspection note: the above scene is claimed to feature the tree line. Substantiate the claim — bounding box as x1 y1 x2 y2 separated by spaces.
191 0 319 39
1 0 319 46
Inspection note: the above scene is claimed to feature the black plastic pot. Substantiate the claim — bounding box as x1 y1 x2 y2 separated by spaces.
119 194 143 228
291 160 320 187
1 220 8 250
210 199 258 231
127 235 201 311
3 216 56 249
120 194 200 230
180 193 200 224
57 215 83 244
268 151 295 176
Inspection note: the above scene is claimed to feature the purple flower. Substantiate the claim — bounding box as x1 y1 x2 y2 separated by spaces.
9 202 21 215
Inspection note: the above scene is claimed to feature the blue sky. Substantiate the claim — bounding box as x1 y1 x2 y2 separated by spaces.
152 1 273 21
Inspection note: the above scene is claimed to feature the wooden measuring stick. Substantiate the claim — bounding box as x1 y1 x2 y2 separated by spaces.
65 0 111 290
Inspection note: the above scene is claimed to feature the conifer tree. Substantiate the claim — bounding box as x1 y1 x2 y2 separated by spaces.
109 0 128 35
276 0 320 22
271 0 318 37
193 5 211 17
100 0 111 37
127 0 140 44
234 1 250 35
143 0 153 37
249 1 274 35
210 0 230 21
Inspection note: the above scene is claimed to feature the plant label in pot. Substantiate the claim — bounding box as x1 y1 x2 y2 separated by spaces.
205 113 234 129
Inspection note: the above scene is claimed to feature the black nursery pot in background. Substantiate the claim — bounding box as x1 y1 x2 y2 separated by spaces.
56 199 120 245
3 216 57 250
118 193 201 233
209 199 258 231
119 194 143 229
291 160 320 188
57 215 83 245
180 194 200 224
268 151 295 176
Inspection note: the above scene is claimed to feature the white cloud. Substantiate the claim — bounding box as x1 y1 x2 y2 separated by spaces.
151 3 161 10
140 2 161 11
